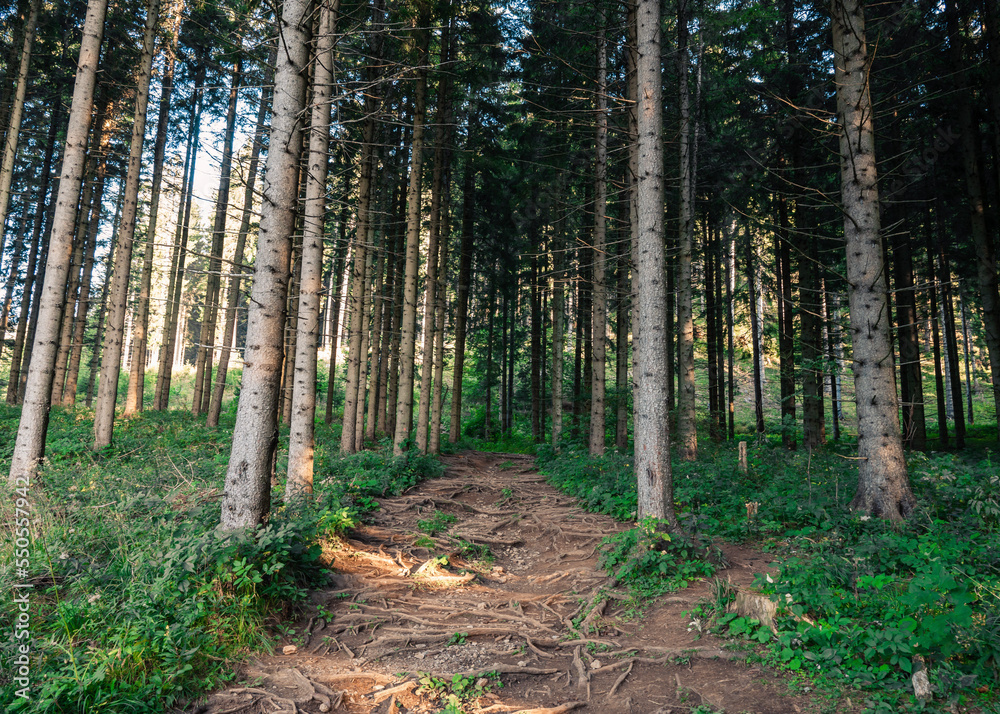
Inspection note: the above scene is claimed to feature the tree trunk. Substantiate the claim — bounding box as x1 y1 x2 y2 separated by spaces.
507 292 516 433
746 234 765 435
892 228 926 448
385 178 407 436
450 146 474 443
154 80 202 410
61 147 108 405
676 0 697 462
8 0 108 486
615 214 629 450
221 0 309 529
286 0 338 498
725 221 735 440
52 100 108 405
634 0 679 529
4 94 61 404
208 49 274 427
927 240 947 446
324 186 350 424
530 254 541 441
938 243 965 446
485 278 496 440
550 207 565 449
392 8 430 455
775 198 796 449
430 194 449 455
0 0 40 264
125 8 182 415
340 132 375 452
801 234 826 449
86 190 121 407
589 14 608 456
92 0 161 449
194 57 241 416
706 223 719 441
365 236 387 442
352 234 374 450
833 0 915 520
960 292 974 425
945 0 1000 440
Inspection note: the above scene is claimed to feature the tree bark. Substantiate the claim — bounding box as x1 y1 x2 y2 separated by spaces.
194 57 241 416
0 0 40 265
892 228 926 448
208 52 273 427
92 0 161 449
430 192 450 455
85 192 121 407
746 233 765 435
4 94 61 404
775 197 796 449
127 8 182 415
676 0 697 462
945 0 1000 440
52 100 108 406
8 0 108 486
927 234 947 447
221 0 309 529
416 32 452 452
392 7 430 455
833 0 914 520
286 0 338 498
801 235 826 449
937 242 965 447
450 144 474 443
634 0 679 529
61 145 108 405
589 14 608 456
551 201 565 450
154 78 202 410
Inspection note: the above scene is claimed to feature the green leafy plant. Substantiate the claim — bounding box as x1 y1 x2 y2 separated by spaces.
417 510 458 536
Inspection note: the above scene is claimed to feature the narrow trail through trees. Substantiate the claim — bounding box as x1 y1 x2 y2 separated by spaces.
194 453 825 714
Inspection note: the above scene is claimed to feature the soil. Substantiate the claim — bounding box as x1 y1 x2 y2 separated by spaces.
191 451 855 714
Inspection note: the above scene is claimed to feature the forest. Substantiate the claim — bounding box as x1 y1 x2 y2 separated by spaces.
1 0 1000 711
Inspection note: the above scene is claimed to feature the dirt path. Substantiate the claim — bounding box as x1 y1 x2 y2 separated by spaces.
194 452 834 714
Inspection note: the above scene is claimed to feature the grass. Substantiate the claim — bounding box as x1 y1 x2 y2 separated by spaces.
0 401 441 713
537 438 1000 712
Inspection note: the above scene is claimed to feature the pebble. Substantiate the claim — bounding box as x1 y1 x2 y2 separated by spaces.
518 661 527 667
282 645 297 655
591 660 602 669
415 652 426 660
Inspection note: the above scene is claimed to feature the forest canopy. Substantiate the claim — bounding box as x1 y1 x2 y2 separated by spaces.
2 0 1000 709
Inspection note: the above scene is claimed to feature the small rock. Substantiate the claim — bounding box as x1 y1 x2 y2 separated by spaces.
913 670 932 700
478 602 487 610
591 660 601 669
282 645 297 655
476 678 488 688
415 652 426 660
416 643 426 648
517 661 527 667
373 684 385 692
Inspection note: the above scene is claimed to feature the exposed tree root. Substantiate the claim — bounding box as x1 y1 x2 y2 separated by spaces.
511 703 586 714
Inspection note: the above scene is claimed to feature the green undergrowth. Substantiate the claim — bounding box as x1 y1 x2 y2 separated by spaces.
0 405 441 713
537 441 1000 711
